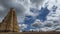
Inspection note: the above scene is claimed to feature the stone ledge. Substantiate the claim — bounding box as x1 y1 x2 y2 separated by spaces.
0 32 60 34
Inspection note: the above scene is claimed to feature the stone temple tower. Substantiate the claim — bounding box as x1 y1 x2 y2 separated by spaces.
0 8 20 32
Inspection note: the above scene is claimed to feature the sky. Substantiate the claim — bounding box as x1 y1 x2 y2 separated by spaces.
0 0 60 32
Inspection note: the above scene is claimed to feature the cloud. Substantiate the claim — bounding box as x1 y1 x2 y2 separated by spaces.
19 24 28 32
0 0 60 32
0 4 7 22
29 28 40 32
0 0 25 22
30 0 44 9
0 0 44 23
37 6 50 22
26 0 60 32
40 27 55 31
31 18 60 31
31 19 43 28
32 17 60 31
19 24 27 29
0 0 30 22
0 5 5 11
0 0 45 32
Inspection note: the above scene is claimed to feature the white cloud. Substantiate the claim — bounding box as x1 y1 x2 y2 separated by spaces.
30 0 44 9
29 28 40 32
45 1 60 32
40 27 55 31
31 19 43 28
29 0 60 32
31 15 60 31
19 24 27 29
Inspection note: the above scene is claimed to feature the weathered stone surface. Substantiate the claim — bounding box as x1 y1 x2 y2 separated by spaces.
0 8 20 32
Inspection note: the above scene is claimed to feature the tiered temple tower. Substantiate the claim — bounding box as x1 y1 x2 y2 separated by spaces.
0 8 20 32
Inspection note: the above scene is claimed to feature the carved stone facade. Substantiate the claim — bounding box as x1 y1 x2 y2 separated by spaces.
0 8 20 32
